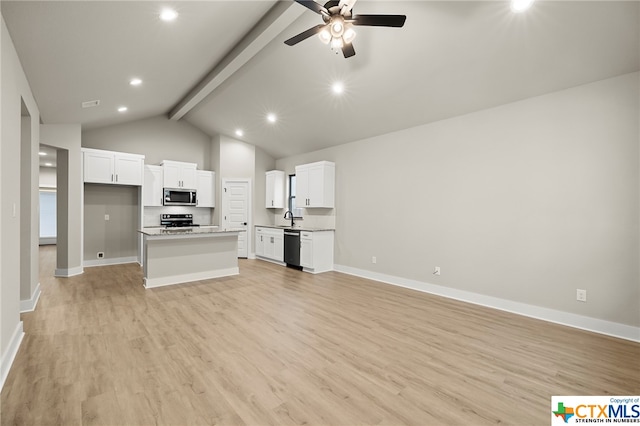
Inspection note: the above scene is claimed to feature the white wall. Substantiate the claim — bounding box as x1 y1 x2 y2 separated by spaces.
276 72 640 331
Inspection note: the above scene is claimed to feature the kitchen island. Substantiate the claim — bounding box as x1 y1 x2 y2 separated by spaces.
139 227 242 289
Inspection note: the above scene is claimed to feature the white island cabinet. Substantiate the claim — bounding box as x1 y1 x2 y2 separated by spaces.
161 160 197 189
139 227 241 289
83 148 144 186
295 161 335 208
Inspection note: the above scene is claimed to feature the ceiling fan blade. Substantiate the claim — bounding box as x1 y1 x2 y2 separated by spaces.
342 43 356 58
352 14 406 27
284 24 326 46
294 0 328 16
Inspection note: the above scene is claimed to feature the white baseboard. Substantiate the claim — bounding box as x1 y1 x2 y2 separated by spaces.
20 282 41 313
333 264 640 343
0 322 24 392
84 256 138 268
144 267 239 289
54 266 84 277
255 256 286 267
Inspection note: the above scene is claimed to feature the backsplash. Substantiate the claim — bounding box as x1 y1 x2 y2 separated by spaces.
274 208 336 230
144 206 212 227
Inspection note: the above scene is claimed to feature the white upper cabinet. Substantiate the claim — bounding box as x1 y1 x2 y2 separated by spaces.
265 170 285 209
196 170 215 208
161 160 197 189
115 155 144 185
295 161 335 208
143 165 163 207
83 148 144 186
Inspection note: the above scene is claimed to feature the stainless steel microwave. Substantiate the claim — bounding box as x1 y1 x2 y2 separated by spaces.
163 188 197 206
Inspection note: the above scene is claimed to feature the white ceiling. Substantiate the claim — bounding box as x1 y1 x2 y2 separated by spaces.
3 1 639 159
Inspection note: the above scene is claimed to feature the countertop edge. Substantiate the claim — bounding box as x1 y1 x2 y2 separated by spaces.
255 225 335 232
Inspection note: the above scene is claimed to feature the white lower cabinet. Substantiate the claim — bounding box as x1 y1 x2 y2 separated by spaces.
300 235 313 268
300 231 334 274
255 227 284 263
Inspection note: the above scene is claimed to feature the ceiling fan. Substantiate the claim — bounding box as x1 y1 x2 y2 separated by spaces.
284 0 406 58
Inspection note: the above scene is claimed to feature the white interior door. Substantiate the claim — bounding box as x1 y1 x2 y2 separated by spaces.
222 179 250 258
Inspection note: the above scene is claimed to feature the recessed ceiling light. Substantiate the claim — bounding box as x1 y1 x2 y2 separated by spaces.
235 129 244 137
267 113 277 123
332 82 344 95
160 8 178 22
129 78 142 86
117 106 128 113
44 163 53 167
511 0 534 12
39 151 47 156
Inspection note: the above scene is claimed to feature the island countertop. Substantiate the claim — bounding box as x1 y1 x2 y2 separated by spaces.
139 226 244 239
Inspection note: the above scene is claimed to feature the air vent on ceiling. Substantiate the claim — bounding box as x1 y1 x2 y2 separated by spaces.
82 100 100 108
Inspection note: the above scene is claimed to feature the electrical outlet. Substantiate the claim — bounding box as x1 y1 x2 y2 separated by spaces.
372 256 377 264
576 289 587 302
97 252 104 259
104 214 110 221
433 266 441 276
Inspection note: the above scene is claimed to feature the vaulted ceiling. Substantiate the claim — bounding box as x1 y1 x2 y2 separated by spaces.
3 1 639 159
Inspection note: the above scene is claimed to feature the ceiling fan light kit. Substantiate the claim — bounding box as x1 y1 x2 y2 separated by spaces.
285 0 406 58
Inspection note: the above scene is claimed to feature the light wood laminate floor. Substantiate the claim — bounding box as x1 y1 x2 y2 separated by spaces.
1 246 639 425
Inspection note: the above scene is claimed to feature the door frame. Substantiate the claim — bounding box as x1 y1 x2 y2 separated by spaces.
221 178 252 258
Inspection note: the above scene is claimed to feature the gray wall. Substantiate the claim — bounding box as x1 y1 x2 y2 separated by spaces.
82 115 215 260
276 72 640 328
82 115 212 169
211 134 276 252
1 16 41 376
84 184 139 261
255 146 276 228
40 124 83 276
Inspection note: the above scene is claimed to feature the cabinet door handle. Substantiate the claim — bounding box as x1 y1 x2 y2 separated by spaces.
116 174 118 182
111 174 114 182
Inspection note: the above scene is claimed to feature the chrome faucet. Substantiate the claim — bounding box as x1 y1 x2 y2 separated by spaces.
283 210 295 228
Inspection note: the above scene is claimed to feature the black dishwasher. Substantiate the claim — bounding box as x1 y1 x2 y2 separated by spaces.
284 230 302 269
